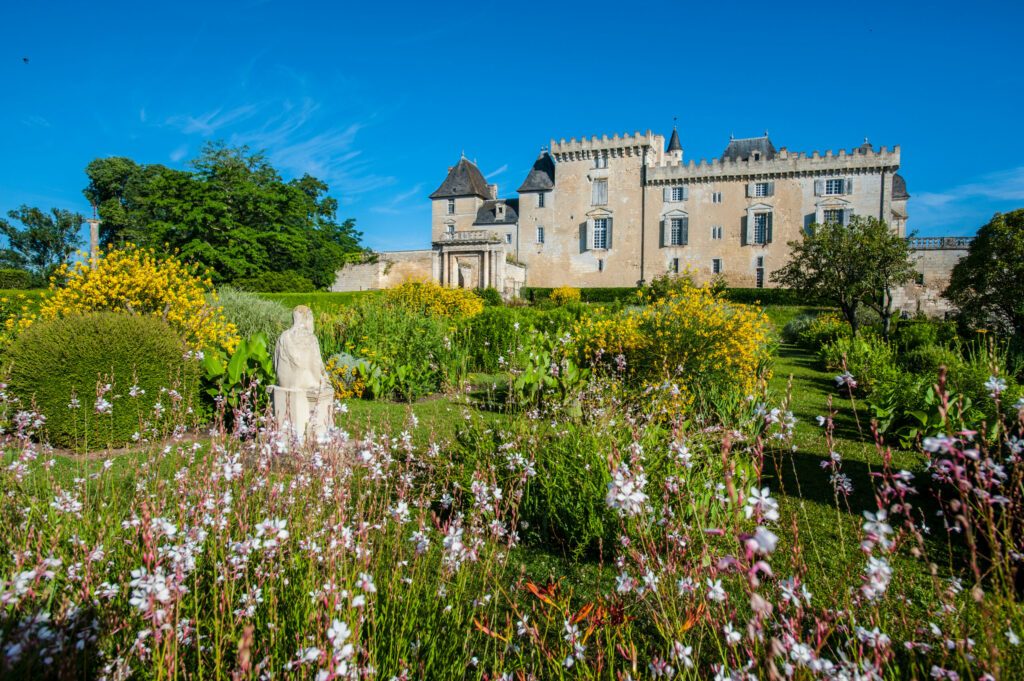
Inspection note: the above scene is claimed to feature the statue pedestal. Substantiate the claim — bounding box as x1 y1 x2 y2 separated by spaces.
272 385 334 444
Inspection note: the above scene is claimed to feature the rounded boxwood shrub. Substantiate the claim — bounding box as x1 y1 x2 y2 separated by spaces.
0 268 34 290
6 312 201 449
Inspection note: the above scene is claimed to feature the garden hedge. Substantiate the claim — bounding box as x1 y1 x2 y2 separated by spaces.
520 286 821 306
6 312 201 449
0 268 34 290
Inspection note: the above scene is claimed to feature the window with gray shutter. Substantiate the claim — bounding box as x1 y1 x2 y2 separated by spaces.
593 218 609 249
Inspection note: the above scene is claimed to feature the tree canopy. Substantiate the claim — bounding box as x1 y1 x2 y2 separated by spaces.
771 216 917 337
0 205 84 280
944 209 1024 335
82 143 364 288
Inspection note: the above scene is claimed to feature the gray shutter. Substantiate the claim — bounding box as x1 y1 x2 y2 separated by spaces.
845 177 854 194
842 209 853 226
814 180 824 196
682 185 690 201
741 216 748 246
579 223 588 253
606 218 613 250
659 220 666 248
766 181 775 197
663 187 671 202
746 182 753 198
766 213 773 243
585 219 594 251
681 217 689 245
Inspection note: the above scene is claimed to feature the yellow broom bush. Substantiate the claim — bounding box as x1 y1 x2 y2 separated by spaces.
28 245 238 353
383 280 483 318
574 282 771 404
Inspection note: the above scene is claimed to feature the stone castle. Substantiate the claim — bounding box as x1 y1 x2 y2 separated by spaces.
333 127 969 316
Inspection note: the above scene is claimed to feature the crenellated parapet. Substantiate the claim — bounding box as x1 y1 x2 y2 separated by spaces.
646 145 901 184
550 130 664 162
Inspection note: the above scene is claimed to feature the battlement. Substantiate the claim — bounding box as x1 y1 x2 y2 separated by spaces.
550 130 663 160
646 144 901 183
908 236 973 251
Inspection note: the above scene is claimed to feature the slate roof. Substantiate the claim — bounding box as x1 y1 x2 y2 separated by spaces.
429 157 492 199
666 127 682 153
474 199 519 226
892 173 909 200
517 151 555 192
721 135 777 161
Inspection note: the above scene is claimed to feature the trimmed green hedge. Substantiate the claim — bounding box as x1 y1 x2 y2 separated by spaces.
231 270 316 293
6 312 201 449
0 269 34 290
521 286 819 306
521 287 642 303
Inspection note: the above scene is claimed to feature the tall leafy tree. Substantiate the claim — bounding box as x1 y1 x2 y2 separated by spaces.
82 143 364 288
772 216 917 337
944 209 1024 335
0 205 84 278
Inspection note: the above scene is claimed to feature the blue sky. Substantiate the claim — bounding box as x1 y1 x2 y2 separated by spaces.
2 0 1022 250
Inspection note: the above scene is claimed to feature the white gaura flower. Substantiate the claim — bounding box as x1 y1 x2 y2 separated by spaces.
744 526 779 555
744 486 780 522
985 375 1007 398
605 462 648 517
706 578 727 602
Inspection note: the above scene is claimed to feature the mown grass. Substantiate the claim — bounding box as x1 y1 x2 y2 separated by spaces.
255 290 377 313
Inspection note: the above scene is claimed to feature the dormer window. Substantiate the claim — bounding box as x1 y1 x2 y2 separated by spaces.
495 203 505 219
447 198 455 215
753 152 761 161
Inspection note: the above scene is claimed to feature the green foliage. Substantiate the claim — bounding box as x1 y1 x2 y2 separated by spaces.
232 270 316 293
521 286 642 304
477 286 502 307
463 306 581 373
256 291 375 314
213 288 292 352
945 209 1024 335
772 216 917 336
722 287 820 306
0 269 35 290
5 312 200 449
317 300 469 401
508 331 590 411
0 205 83 279
82 144 365 288
819 334 897 395
798 313 849 350
200 333 275 414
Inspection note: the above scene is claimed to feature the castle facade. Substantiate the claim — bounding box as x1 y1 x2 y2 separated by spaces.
428 129 908 291
333 127 965 316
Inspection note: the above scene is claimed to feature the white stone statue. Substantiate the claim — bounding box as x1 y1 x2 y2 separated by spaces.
272 305 334 443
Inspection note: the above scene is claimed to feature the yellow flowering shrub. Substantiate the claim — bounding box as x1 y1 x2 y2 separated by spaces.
574 282 771 405
30 246 238 352
325 356 367 399
383 280 483 318
549 286 581 305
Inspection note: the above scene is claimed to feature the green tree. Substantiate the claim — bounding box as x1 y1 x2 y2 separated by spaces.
82 143 364 288
0 205 84 279
944 209 1024 335
771 216 917 337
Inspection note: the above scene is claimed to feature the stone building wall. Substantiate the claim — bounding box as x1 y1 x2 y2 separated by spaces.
330 250 435 292
892 240 971 317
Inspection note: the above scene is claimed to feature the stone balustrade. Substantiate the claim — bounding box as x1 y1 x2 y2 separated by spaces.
907 236 974 250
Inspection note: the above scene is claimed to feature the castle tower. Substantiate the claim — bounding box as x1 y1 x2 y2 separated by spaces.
666 126 683 162
429 156 492 241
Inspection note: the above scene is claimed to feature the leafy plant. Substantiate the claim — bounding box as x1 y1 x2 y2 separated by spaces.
201 332 275 413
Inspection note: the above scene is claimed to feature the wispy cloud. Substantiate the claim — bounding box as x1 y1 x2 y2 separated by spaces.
912 166 1024 234
370 184 424 215
167 104 260 136
21 115 50 128
165 95 396 200
170 144 188 162
485 164 508 179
